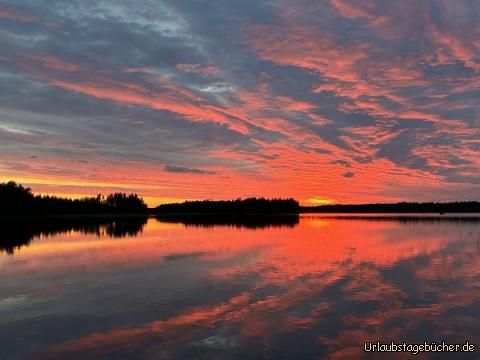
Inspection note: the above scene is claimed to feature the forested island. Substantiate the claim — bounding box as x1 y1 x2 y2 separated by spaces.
155 198 300 214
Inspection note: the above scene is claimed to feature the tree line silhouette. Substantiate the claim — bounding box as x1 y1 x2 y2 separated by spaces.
0 181 148 216
304 215 480 223
155 198 300 214
2 181 480 216
303 201 480 213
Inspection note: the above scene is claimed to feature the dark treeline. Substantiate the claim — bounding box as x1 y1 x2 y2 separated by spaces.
303 215 480 223
0 216 148 254
302 201 480 213
155 213 300 229
2 181 480 216
0 181 148 216
155 198 300 214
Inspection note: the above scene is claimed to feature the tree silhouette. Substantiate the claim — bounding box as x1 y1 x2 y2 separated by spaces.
105 193 148 213
155 197 300 214
303 201 480 213
0 181 34 216
0 181 148 216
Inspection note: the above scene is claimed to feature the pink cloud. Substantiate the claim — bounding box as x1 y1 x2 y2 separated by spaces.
0 3 59 28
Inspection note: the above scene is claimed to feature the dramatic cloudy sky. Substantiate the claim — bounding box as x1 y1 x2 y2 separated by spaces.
0 0 479 205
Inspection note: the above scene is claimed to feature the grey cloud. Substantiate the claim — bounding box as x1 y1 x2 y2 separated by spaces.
331 160 351 168
164 165 216 175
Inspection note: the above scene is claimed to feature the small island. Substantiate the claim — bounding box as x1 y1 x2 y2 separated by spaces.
154 198 300 214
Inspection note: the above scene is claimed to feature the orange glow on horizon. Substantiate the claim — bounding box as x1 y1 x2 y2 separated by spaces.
303 197 336 206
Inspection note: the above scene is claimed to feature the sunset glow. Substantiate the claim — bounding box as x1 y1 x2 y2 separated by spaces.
1 1 479 205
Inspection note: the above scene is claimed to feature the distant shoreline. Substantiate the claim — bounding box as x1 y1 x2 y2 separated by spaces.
299 209 480 214
300 213 480 221
299 202 480 214
2 180 480 217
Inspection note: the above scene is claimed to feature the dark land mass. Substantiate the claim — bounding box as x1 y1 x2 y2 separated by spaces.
155 199 480 215
2 181 480 220
301 202 480 213
0 216 148 254
0 181 147 216
155 198 300 214
155 213 299 229
303 214 480 223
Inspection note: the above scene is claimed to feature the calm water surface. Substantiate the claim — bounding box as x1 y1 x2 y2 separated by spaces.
1 215 480 359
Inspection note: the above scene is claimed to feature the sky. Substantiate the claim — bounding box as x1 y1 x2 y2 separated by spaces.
0 0 479 206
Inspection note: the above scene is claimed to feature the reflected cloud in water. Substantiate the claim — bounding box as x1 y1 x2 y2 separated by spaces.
1 216 480 359
304 213 480 223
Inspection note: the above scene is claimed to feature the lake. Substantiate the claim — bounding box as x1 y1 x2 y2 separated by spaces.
1 214 480 359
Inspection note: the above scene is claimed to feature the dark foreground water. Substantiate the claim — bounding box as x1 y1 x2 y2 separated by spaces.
1 214 480 359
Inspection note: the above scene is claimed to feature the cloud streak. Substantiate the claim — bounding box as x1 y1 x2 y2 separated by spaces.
164 165 216 175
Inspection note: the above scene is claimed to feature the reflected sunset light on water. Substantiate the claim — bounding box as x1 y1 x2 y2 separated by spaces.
1 216 479 359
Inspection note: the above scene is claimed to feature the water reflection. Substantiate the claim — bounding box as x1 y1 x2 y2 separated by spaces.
304 213 480 223
155 213 300 229
1 216 480 359
0 216 148 254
